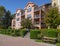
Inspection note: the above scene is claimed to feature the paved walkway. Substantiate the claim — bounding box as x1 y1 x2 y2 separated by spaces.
24 32 30 38
0 34 56 46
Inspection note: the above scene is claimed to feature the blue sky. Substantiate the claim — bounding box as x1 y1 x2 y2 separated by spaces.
0 0 51 14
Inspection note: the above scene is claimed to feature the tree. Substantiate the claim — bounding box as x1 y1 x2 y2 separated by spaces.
44 7 60 29
11 14 15 19
0 6 12 29
0 6 6 16
0 6 6 28
21 19 32 29
3 10 12 28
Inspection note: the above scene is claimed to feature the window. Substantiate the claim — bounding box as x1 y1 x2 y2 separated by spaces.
17 13 20 16
54 3 56 7
27 7 32 12
17 18 19 21
58 0 60 5
27 14 31 18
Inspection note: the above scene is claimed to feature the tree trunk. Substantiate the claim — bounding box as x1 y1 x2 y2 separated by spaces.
48 26 50 29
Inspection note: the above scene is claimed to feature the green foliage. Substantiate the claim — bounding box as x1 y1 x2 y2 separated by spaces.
41 29 58 38
11 30 20 36
0 6 6 28
35 39 43 42
8 26 12 29
0 6 12 29
44 7 60 28
57 30 60 43
30 29 58 39
20 29 27 37
21 18 32 28
30 29 41 39
3 10 12 28
11 14 15 19
56 43 60 46
0 29 28 37
0 6 6 16
0 29 20 36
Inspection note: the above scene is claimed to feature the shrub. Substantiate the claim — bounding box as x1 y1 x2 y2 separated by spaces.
56 43 60 46
0 29 20 36
14 29 20 36
6 29 12 35
41 29 58 38
30 29 41 39
57 29 60 43
20 29 27 37
0 29 6 34
8 26 12 29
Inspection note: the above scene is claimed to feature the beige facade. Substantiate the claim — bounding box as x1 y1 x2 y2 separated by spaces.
52 0 60 12
11 18 16 29
12 2 51 29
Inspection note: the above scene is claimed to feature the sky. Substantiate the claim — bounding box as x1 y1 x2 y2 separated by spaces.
0 0 51 14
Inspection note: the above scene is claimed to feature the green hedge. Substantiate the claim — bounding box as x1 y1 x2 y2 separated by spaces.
30 29 58 39
56 43 60 46
30 29 41 39
0 29 27 37
57 29 60 43
20 29 27 37
0 29 20 36
11 29 20 36
41 29 58 38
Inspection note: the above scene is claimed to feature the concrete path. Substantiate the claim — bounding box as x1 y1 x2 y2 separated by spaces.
24 32 30 38
0 34 56 46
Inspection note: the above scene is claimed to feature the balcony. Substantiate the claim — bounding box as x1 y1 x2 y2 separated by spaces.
21 18 24 21
41 8 46 12
34 23 40 27
21 12 25 16
34 15 40 19
34 7 41 12
34 21 39 25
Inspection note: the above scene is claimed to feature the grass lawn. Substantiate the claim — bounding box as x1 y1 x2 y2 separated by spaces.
35 39 43 42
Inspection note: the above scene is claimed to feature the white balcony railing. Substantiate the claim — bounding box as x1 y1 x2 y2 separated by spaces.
34 15 40 19
34 8 41 12
41 8 46 12
34 21 39 25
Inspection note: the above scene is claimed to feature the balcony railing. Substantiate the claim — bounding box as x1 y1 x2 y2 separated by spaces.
41 8 45 12
34 15 40 19
34 8 41 12
34 21 39 25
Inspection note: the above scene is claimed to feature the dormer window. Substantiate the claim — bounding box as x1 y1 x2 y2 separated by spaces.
27 6 32 12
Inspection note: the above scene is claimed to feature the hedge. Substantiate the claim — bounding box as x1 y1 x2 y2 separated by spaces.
0 29 20 36
57 29 60 43
0 29 28 37
41 29 58 38
56 43 60 46
20 29 27 37
30 29 41 39
11 29 20 36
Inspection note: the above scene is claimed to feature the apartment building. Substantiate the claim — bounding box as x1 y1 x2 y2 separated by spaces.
52 0 60 29
11 2 51 29
52 0 60 11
